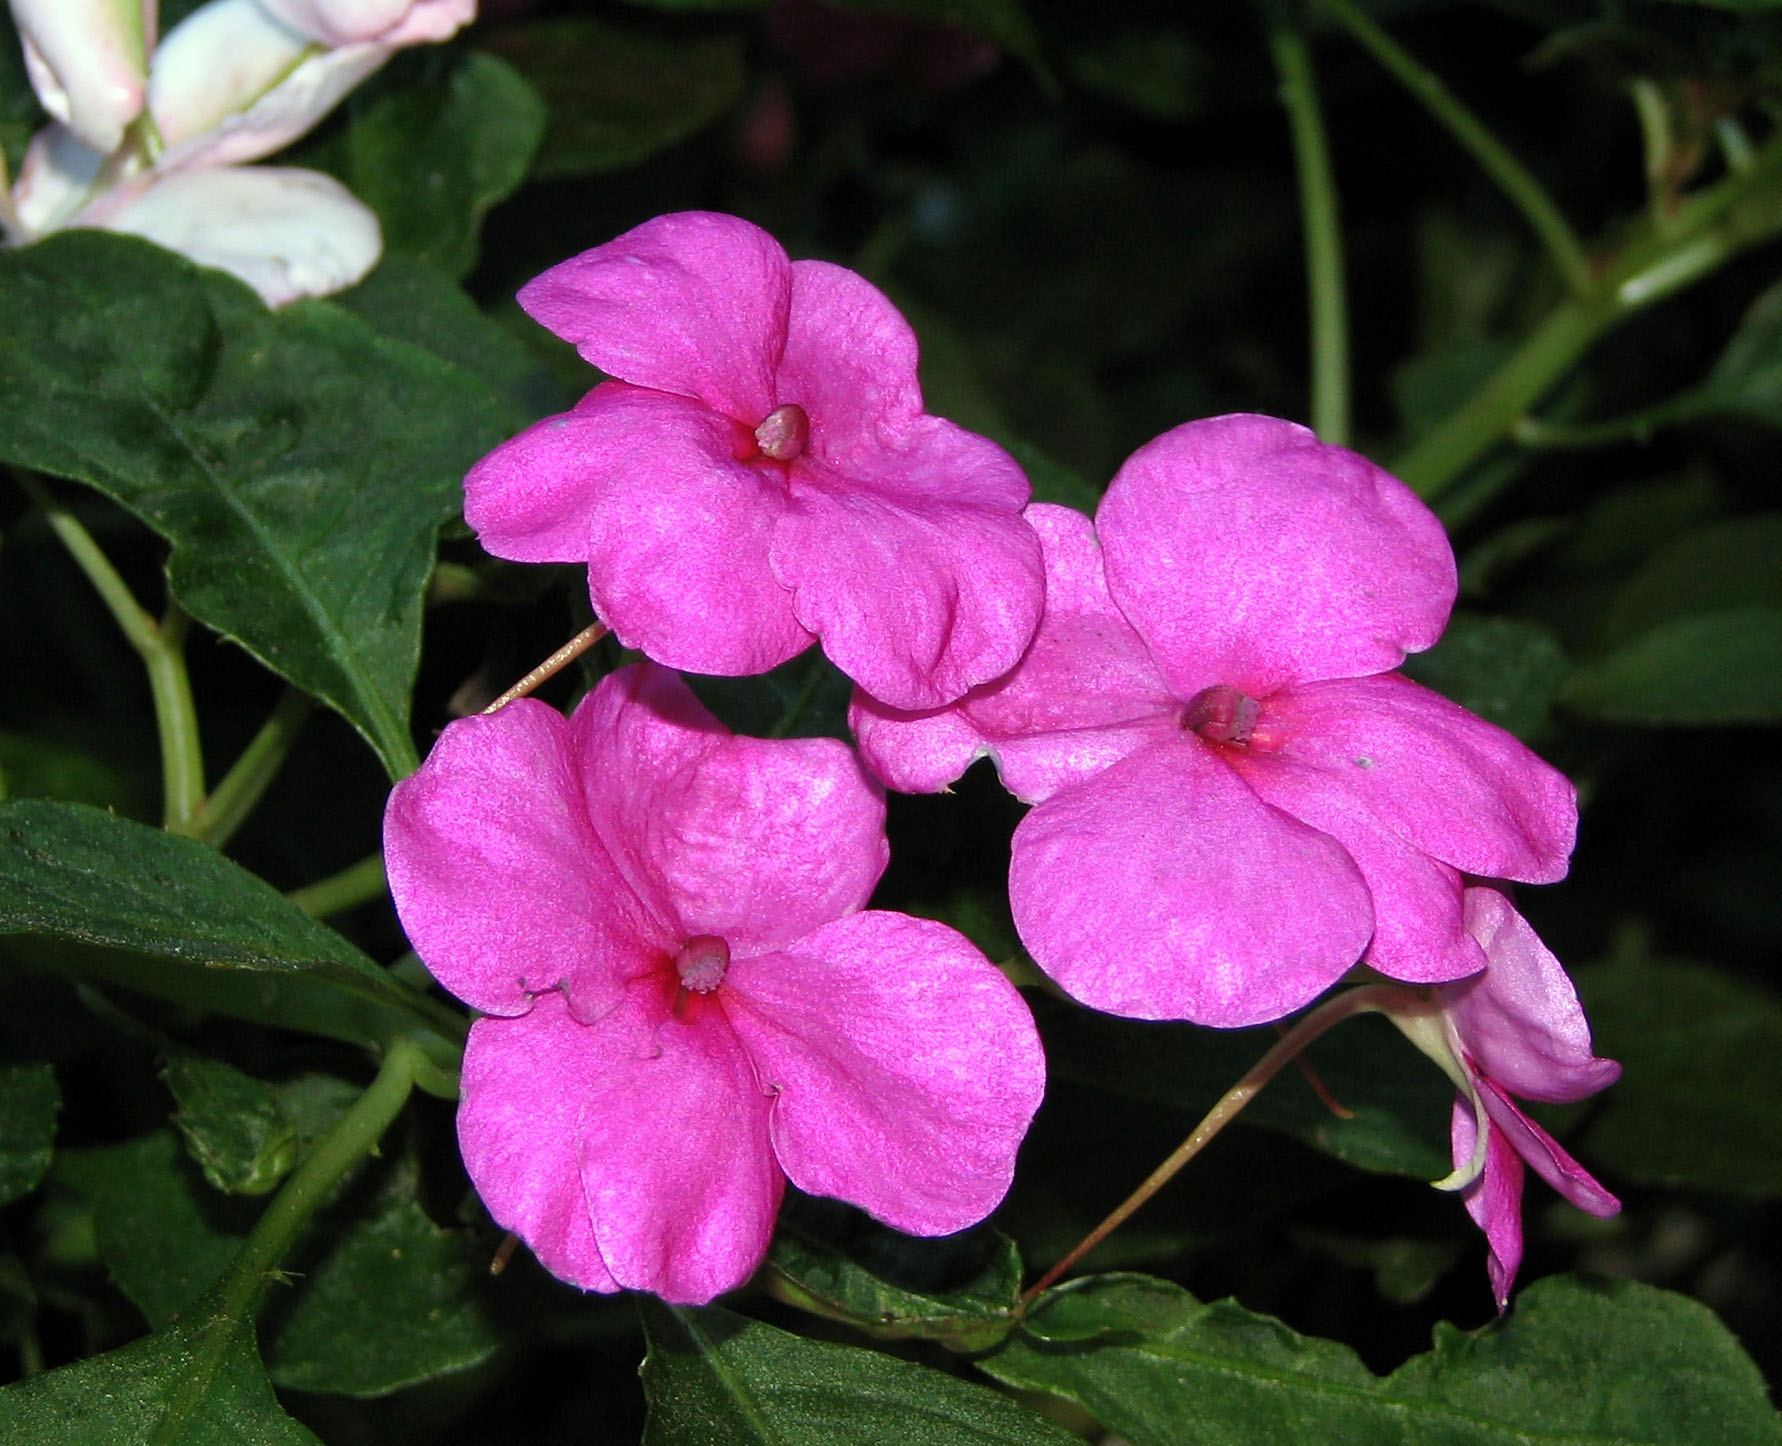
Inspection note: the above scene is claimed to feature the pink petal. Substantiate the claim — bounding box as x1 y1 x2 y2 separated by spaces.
517 212 790 425
383 698 653 1020
777 258 923 460
1009 740 1375 1025
1453 1096 1525 1313
576 981 783 1304
1236 753 1484 984
464 383 814 678
773 428 1043 710
10 123 108 236
1441 888 1622 1102
1269 674 1578 883
1476 1076 1621 1218
255 0 474 46
457 1004 620 1293
1097 415 1456 699
725 912 1044 1234
15 0 150 154
570 665 890 956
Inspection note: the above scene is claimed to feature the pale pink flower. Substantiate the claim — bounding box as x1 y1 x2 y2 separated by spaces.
855 415 1577 1026
383 663 1045 1304
463 211 1044 712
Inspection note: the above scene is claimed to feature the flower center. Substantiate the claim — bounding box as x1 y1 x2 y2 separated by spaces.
1183 684 1263 746
753 403 809 461
672 934 731 994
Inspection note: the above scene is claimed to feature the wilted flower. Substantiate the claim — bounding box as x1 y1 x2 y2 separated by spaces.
383 662 1045 1304
463 210 1044 712
855 416 1577 1026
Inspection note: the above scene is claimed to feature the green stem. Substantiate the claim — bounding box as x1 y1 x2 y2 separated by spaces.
1268 8 1351 446
288 851 389 918
151 1038 420 1446
1513 393 1702 451
193 689 314 849
1320 0 1593 297
18 476 207 832
1019 983 1419 1304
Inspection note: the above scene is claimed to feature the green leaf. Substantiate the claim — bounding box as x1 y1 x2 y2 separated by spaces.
1560 607 1782 724
985 1273 1782 1445
1686 277 1782 424
639 1300 1080 1445
319 50 545 281
1574 955 1782 1195
1603 514 1782 644
0 1063 59 1207
0 729 151 815
0 232 514 777
1402 614 1570 742
262 1186 499 1397
165 1057 299 1198
481 17 746 180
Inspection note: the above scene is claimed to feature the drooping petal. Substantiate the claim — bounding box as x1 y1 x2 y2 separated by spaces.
255 0 474 47
517 211 790 425
776 258 923 460
774 428 1043 710
1237 752 1484 984
383 697 654 1020
1440 888 1622 1102
1475 1075 1621 1218
1452 1096 1525 1313
851 503 1179 800
14 0 151 154
725 912 1042 1234
1009 739 1374 1025
1097 414 1456 699
100 165 382 305
456 1004 621 1294
1268 674 1577 883
573 982 784 1304
571 665 889 956
465 384 813 676
9 123 112 236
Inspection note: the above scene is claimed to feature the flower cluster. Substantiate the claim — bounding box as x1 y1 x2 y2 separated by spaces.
3 0 474 305
385 210 1619 1308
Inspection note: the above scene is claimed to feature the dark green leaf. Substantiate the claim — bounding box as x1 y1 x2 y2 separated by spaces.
1402 614 1570 741
1604 514 1782 643
985 1273 1782 1445
481 18 746 180
1687 277 1782 423
0 232 514 776
1560 607 1782 724
1068 26 1207 121
0 729 150 814
1574 954 1782 1195
639 1300 1080 1445
0 1062 58 1207
165 1057 298 1198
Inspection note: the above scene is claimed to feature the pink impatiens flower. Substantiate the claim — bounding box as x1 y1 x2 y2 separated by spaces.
463 211 1045 712
383 662 1045 1305
1394 886 1620 1310
854 414 1578 1026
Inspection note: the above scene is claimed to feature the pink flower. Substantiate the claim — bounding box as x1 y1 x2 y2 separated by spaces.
854 415 1578 1026
463 211 1044 712
383 662 1045 1305
1399 887 1620 1310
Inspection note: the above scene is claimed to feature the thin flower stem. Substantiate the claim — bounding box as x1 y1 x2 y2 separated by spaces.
288 851 389 918
150 1038 421 1446
1268 8 1351 447
18 476 207 832
1019 983 1420 1305
1319 0 1593 297
191 687 315 849
482 622 609 714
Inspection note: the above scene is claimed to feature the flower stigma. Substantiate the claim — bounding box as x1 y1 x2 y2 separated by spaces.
673 934 731 994
1183 684 1264 746
754 403 809 461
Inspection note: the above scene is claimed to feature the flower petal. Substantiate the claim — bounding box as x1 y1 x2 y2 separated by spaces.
457 1005 620 1293
777 258 923 458
255 0 474 46
1453 1095 1525 1313
1269 674 1577 883
774 428 1042 710
1476 1076 1621 1217
725 912 1044 1235
1097 414 1456 698
571 665 890 956
851 503 1178 799
1443 888 1622 1102
10 123 110 236
465 383 813 676
1010 739 1374 1025
517 211 790 424
15 0 150 154
101 165 381 305
384 697 653 1020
